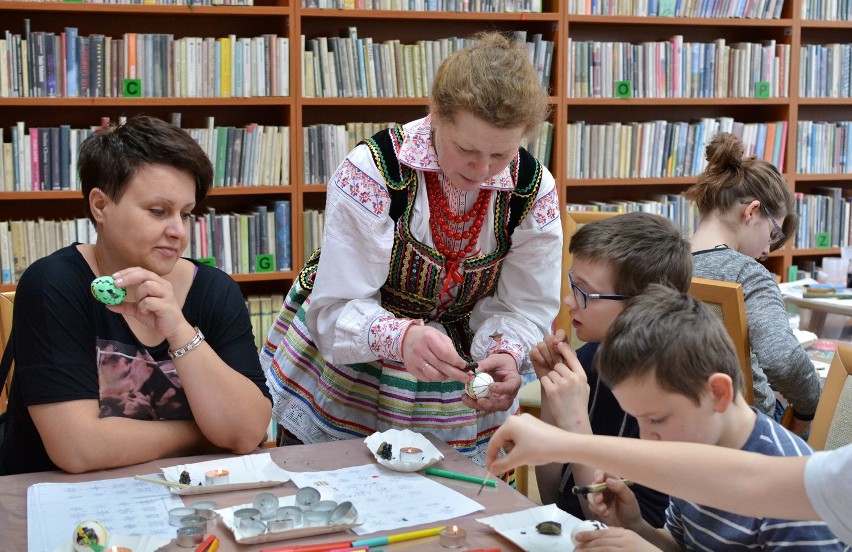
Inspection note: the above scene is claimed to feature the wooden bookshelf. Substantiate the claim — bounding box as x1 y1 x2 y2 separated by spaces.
1 0 852 293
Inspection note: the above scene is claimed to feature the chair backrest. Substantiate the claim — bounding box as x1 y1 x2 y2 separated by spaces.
1 291 15 412
556 211 622 339
809 343 852 451
688 278 754 405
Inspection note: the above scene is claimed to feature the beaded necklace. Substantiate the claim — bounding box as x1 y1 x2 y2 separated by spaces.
425 171 492 303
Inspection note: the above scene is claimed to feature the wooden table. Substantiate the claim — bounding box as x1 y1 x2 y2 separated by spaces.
1 435 537 551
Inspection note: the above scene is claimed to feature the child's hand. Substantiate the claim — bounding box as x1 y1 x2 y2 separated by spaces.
585 471 644 531
575 527 663 551
486 413 570 473
531 329 568 379
539 341 591 431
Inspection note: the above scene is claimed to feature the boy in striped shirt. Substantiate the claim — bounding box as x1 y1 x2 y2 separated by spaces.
582 285 844 551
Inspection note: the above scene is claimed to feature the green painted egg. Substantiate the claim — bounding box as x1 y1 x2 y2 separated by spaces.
90 276 126 306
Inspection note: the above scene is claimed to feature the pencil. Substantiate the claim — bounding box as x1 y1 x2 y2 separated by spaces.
424 468 498 487
133 475 190 489
259 541 353 552
571 479 634 495
351 526 445 547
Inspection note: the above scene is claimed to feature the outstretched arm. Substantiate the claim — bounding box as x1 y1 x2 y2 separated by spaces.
487 414 819 521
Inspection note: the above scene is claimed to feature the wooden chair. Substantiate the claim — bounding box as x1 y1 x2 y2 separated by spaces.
687 278 754 405
808 343 852 451
1 291 15 413
515 210 620 497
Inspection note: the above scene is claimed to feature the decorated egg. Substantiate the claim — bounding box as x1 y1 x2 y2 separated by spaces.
90 276 126 306
466 372 493 399
73 520 109 552
570 519 608 545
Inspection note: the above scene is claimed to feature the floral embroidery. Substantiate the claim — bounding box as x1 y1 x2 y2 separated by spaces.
398 117 439 170
486 336 524 371
532 187 560 228
368 316 424 362
333 159 390 218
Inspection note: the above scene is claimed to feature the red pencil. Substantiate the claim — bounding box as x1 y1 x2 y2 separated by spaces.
194 535 218 552
259 540 355 552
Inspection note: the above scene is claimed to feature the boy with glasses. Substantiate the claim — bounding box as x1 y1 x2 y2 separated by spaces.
531 212 692 527
491 286 845 550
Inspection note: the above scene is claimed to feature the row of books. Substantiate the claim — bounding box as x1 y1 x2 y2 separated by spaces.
1 123 94 191
301 0 543 9
187 203 292 276
567 196 699 238
566 0 783 18
301 120 553 185
302 209 325 264
1 25 289 98
0 218 97 284
246 293 286 352
798 43 852 99
801 0 852 20
17 0 254 4
795 121 852 175
184 121 291 188
566 117 787 180
794 189 852 249
0 201 293 284
567 38 790 99
301 29 552 99
0 117 291 191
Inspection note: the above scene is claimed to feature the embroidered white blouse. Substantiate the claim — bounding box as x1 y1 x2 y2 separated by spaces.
306 116 563 373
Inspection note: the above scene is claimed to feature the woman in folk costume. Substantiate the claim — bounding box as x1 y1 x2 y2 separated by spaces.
262 31 562 466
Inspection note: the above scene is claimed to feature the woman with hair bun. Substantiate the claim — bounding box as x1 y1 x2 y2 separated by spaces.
684 132 819 436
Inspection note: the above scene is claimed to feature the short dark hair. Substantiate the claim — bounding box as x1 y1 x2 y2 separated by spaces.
595 284 745 405
569 212 693 296
78 115 213 223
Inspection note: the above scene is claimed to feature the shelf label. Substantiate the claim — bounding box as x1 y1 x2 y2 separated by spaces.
755 81 770 98
256 254 275 273
615 81 633 98
816 233 831 248
658 0 676 16
197 257 216 267
123 79 142 98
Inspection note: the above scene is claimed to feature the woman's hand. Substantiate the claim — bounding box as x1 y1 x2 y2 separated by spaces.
461 353 520 412
107 267 187 340
401 325 469 383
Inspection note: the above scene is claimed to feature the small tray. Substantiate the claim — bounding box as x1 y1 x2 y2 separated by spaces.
161 453 291 495
478 504 584 552
364 429 443 473
216 494 364 545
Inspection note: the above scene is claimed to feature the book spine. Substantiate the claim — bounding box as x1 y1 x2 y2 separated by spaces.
274 200 291 271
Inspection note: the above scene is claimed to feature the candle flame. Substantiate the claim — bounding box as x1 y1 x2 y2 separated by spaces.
452 525 458 531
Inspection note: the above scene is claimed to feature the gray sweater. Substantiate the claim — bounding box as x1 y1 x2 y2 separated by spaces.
693 247 821 418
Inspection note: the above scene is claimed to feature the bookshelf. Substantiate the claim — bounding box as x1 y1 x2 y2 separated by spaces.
1 0 851 295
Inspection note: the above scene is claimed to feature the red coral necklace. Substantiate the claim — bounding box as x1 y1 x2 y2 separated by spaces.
425 171 491 302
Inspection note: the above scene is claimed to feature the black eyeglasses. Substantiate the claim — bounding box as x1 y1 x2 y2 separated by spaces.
568 269 633 309
762 205 785 249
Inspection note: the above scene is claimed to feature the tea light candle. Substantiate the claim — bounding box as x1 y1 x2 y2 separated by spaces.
204 469 229 485
105 547 133 552
175 526 204 547
439 525 467 548
399 446 423 463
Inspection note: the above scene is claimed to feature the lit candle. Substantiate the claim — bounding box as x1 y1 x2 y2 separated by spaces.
105 547 133 552
439 525 467 548
399 446 423 463
204 468 230 485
